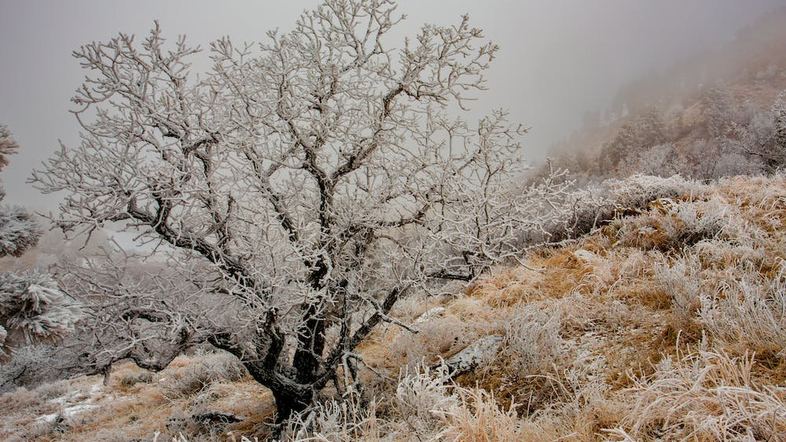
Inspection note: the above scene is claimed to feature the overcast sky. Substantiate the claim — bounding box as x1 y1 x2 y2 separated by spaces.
1 0 783 209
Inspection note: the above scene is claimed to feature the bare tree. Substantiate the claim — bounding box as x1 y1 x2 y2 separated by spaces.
32 0 565 421
600 108 667 173
726 90 786 173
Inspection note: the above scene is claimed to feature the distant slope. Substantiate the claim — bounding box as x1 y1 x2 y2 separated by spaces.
538 7 786 184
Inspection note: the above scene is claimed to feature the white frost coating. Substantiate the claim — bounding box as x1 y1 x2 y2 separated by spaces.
0 125 40 258
36 404 98 424
573 249 598 262
0 272 81 351
414 307 446 324
443 335 503 374
0 205 40 257
28 0 578 412
35 380 105 424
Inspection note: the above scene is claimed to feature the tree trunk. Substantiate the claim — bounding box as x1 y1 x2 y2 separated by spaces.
292 313 326 384
101 365 112 386
244 361 315 427
271 388 313 424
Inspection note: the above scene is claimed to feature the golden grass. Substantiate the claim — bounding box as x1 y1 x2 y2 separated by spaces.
5 175 786 441
422 175 786 440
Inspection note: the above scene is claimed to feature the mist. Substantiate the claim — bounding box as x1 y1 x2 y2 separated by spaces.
1 0 783 208
6 2 786 436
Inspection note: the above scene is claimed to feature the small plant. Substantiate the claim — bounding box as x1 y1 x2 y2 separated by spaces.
502 303 564 374
654 256 703 319
160 353 246 399
700 263 786 360
117 370 154 389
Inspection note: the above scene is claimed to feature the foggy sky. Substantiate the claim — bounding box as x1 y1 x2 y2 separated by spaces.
1 0 783 209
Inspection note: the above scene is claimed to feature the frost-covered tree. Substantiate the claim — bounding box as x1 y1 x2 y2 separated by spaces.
774 90 786 158
702 86 739 139
629 143 686 177
730 90 786 173
0 272 81 354
0 126 78 361
32 0 570 422
0 126 19 171
601 108 667 172
0 126 39 258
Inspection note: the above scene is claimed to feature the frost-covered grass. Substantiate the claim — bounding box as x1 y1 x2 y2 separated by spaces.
290 173 786 441
158 351 247 400
609 349 786 440
0 354 271 442
3 174 786 441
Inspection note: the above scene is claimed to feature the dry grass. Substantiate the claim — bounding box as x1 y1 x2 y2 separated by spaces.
159 351 247 400
0 355 274 442
610 350 786 441
347 174 786 441
4 174 786 441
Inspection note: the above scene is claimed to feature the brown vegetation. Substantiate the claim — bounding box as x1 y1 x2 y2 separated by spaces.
3 174 786 440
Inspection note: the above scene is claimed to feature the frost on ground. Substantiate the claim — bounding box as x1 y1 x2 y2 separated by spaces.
3 173 786 441
35 382 103 424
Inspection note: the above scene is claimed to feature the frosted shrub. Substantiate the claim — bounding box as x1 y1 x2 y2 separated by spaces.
0 205 40 258
394 361 458 434
441 388 526 442
388 310 491 372
617 198 732 252
672 199 728 243
0 126 75 364
694 239 767 268
160 352 246 399
284 397 382 442
606 174 706 211
0 384 45 415
286 359 534 441
654 256 703 319
284 360 456 441
525 174 708 245
714 150 763 177
700 265 786 359
502 303 563 374
117 370 154 389
0 126 41 259
634 143 687 177
0 272 80 355
0 345 59 392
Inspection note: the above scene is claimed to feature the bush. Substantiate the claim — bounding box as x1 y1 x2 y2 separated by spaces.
160 352 246 399
285 360 529 441
616 198 730 252
522 174 708 246
654 256 703 318
502 303 563 374
117 370 154 389
0 345 61 392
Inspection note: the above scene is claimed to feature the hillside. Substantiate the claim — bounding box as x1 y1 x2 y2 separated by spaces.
541 8 786 184
3 172 786 441
4 2 786 441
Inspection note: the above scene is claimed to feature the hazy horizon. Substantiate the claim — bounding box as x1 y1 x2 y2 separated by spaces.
1 0 783 209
